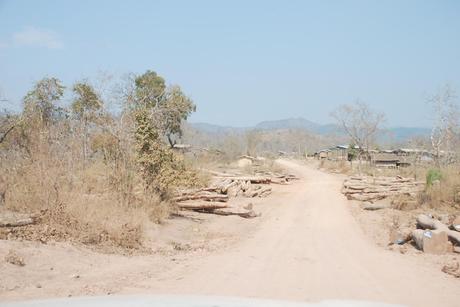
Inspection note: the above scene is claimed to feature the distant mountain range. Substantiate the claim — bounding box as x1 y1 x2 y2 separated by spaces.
189 117 431 142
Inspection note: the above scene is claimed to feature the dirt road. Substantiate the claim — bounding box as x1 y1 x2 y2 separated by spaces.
1 160 459 306
134 160 460 306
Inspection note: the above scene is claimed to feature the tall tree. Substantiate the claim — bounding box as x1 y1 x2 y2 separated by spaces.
132 71 195 147
130 70 196 196
23 77 65 126
159 85 196 147
71 81 103 161
134 70 166 109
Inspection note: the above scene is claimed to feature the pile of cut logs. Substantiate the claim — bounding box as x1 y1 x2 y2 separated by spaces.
174 172 298 218
342 175 425 202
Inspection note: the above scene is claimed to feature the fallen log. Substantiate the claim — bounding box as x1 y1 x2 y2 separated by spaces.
240 180 251 192
347 193 388 202
270 178 289 185
215 176 272 184
176 187 220 196
412 229 450 254
212 207 258 218
416 214 460 246
0 212 37 227
177 201 229 210
362 203 389 211
220 180 239 194
244 186 272 198
173 192 229 203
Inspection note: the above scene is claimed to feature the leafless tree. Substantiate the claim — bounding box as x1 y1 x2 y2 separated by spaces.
429 84 459 167
331 100 385 172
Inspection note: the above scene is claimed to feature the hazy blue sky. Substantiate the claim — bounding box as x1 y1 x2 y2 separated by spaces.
1 0 459 127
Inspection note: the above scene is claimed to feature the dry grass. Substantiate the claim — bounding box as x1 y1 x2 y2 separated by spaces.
0 118 190 252
420 166 460 209
319 159 352 174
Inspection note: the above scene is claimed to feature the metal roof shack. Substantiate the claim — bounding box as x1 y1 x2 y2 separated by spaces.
371 152 400 168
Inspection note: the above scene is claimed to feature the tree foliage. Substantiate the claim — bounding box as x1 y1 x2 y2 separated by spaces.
130 70 197 197
71 82 102 121
160 85 196 147
71 81 103 161
131 70 196 146
134 70 166 109
23 77 65 125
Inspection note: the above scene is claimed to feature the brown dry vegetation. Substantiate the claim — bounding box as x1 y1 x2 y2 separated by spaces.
0 72 207 252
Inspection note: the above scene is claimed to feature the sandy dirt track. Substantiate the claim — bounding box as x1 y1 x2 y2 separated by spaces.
1 160 459 306
134 160 460 306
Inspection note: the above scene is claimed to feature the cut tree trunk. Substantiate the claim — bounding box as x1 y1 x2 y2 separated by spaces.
416 214 460 246
412 229 450 254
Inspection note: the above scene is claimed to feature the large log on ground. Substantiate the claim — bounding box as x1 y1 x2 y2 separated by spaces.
412 229 450 254
347 193 388 202
362 203 390 211
220 180 239 194
416 214 460 246
215 176 272 184
244 186 272 198
0 212 37 227
178 201 229 210
226 184 242 197
212 207 258 218
270 178 289 185
173 192 229 203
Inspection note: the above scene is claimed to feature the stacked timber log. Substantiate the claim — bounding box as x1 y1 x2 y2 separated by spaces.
175 171 298 218
342 175 425 202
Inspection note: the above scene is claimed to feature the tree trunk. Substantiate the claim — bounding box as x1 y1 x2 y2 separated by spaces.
416 214 460 246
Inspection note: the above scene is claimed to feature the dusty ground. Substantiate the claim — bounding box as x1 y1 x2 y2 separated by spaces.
1 159 459 306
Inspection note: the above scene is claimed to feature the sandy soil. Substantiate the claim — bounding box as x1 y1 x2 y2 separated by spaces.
1 160 459 306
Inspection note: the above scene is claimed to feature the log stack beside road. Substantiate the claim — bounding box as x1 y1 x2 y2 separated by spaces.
342 175 425 202
174 171 298 218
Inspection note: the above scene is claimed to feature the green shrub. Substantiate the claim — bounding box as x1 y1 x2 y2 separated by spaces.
426 169 442 186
